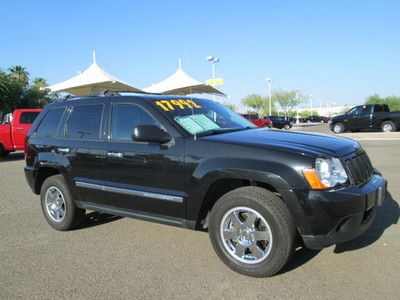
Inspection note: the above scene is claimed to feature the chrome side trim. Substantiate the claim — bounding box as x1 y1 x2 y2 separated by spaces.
75 181 183 203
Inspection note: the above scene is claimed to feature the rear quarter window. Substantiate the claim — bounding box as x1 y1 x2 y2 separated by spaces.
65 105 103 140
35 108 65 138
20 112 40 124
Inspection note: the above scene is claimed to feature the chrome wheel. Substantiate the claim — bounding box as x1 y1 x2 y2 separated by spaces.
333 124 342 133
220 206 273 264
382 123 393 132
45 186 66 222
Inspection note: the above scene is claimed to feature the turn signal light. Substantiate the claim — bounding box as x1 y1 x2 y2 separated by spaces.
303 169 328 190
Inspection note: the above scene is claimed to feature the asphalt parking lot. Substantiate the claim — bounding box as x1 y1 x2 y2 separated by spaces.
1 125 399 299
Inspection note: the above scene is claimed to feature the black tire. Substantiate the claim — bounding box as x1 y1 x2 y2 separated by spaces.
332 122 344 134
0 144 10 158
283 124 291 130
209 186 296 277
381 120 396 132
40 174 85 231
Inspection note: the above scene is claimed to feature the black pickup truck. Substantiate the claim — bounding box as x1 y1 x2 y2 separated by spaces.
24 95 387 277
330 103 400 133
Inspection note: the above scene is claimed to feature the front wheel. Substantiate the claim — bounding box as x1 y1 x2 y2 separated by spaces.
332 122 344 133
381 120 396 132
209 186 296 277
284 124 291 130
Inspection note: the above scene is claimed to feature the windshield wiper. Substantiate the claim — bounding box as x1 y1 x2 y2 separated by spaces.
196 126 255 137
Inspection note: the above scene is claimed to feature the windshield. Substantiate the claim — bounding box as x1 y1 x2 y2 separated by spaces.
152 98 255 136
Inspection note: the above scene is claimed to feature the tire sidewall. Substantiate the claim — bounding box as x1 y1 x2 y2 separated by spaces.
210 193 289 276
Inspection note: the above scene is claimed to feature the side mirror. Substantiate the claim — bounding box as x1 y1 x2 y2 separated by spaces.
132 125 172 144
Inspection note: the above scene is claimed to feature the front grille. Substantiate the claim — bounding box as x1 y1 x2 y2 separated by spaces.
344 149 374 185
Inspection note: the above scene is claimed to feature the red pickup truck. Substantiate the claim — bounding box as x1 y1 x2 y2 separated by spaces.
241 113 273 128
0 109 41 157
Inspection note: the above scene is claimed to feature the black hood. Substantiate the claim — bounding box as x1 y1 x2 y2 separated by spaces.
200 128 360 157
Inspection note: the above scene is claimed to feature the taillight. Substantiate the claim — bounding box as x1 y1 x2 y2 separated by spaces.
24 138 29 161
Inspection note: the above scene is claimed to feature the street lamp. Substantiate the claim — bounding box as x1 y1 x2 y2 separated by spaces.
295 89 300 124
309 94 313 116
266 77 273 116
207 56 220 101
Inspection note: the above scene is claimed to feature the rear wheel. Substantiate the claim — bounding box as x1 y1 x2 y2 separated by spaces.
332 123 344 133
0 144 10 158
283 124 291 130
381 120 396 132
40 174 85 231
209 186 296 277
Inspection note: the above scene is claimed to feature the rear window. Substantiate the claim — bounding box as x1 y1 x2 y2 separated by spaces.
66 105 103 140
20 112 40 124
35 108 65 138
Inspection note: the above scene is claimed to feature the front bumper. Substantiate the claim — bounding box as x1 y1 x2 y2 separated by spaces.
300 175 387 249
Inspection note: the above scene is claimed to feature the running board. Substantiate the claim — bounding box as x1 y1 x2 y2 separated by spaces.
76 201 189 228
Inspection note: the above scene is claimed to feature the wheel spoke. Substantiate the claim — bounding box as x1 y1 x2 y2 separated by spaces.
227 211 243 227
254 230 271 242
249 244 265 259
235 243 246 258
223 229 237 240
244 213 257 227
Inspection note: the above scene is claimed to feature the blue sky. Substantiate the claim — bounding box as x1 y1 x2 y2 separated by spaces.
1 0 399 108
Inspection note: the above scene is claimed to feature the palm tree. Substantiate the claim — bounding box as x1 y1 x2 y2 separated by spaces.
8 65 29 86
32 77 48 89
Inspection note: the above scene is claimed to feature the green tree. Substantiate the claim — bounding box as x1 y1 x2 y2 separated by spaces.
272 90 304 119
241 94 266 116
222 102 237 112
0 66 51 114
365 94 400 111
8 65 30 86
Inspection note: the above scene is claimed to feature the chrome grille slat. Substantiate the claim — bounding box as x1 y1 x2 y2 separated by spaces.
344 150 373 185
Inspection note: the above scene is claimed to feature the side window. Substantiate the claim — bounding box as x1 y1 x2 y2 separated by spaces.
348 106 363 115
111 103 159 141
66 105 103 140
361 105 371 115
374 105 383 113
20 112 40 124
35 108 65 138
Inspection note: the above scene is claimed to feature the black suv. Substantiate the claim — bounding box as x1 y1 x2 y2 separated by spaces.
264 116 292 130
24 95 387 277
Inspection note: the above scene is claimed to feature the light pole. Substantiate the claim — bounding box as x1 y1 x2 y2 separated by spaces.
309 95 313 116
207 56 219 101
295 89 300 124
266 77 273 116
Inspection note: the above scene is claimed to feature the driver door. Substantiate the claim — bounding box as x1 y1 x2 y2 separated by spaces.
102 102 185 219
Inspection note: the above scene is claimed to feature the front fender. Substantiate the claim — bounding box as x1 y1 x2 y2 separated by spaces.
186 157 312 233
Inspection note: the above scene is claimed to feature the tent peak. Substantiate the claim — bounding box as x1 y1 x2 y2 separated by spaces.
92 51 97 64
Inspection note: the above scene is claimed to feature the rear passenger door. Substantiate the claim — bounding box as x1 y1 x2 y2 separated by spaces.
102 101 185 219
58 104 109 206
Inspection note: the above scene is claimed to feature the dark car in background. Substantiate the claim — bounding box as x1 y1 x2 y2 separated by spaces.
264 116 292 130
306 115 330 123
330 103 400 133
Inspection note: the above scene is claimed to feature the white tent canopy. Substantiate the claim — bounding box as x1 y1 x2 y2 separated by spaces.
46 53 143 96
143 64 225 96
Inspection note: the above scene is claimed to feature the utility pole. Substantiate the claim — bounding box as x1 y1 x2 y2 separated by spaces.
266 77 273 116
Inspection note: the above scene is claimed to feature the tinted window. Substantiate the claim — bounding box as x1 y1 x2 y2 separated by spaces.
20 112 40 124
66 105 103 140
35 108 65 138
111 104 159 141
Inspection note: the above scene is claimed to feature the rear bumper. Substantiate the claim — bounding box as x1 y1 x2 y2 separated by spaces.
24 166 37 193
300 175 387 249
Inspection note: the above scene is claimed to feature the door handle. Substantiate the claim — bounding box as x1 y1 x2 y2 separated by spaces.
16 127 24 131
57 147 71 154
106 152 124 158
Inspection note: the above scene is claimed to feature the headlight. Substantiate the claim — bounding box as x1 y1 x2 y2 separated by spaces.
303 158 348 189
